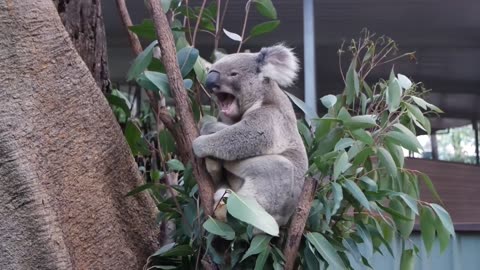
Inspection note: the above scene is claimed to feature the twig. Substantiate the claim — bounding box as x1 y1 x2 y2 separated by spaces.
115 0 143 55
237 0 252 53
147 0 216 217
283 177 318 270
192 0 208 47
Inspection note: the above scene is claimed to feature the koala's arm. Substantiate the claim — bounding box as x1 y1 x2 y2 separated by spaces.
193 110 278 160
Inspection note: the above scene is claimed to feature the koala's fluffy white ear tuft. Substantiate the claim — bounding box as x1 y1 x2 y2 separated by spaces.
257 44 299 87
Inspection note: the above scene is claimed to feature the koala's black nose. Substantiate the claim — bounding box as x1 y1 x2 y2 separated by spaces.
205 71 220 91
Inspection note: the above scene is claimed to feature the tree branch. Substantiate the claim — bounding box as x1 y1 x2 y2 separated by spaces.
147 0 215 217
115 0 143 55
283 177 318 270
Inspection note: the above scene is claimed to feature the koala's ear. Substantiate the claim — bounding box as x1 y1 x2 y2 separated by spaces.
256 44 299 87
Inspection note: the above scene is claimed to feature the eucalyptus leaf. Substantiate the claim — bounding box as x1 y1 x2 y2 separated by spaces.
203 217 235 240
400 249 415 270
333 151 350 180
177 47 199 77
377 147 398 177
227 191 279 236
285 91 319 120
241 235 272 261
386 77 402 112
331 182 343 215
127 40 158 81
397 74 412 90
144 71 171 97
305 232 346 269
254 247 271 270
430 203 455 235
250 20 280 37
223 28 242 42
253 0 277 19
320 94 338 109
343 179 371 210
345 59 360 105
167 159 185 171
420 206 436 254
343 115 377 129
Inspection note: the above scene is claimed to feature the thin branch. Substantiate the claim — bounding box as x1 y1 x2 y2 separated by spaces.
184 0 193 42
237 0 251 53
147 0 216 217
192 0 208 47
283 177 318 270
115 0 143 55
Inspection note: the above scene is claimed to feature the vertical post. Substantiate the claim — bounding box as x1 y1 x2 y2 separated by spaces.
303 0 316 119
431 131 438 160
474 120 479 165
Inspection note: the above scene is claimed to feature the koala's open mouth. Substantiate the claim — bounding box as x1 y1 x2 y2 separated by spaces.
215 92 236 115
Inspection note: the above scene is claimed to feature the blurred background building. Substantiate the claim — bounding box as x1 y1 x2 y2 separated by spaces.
101 1 480 268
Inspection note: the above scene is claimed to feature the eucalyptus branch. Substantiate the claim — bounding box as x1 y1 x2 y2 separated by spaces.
192 0 208 47
237 0 252 53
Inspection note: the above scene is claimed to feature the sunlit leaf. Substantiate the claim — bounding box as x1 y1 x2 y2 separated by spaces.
223 28 242 42
305 232 346 269
227 191 279 236
203 217 235 240
320 94 338 109
397 74 412 90
386 77 402 112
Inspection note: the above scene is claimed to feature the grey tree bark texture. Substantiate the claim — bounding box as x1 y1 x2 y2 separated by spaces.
0 1 159 269
53 0 111 93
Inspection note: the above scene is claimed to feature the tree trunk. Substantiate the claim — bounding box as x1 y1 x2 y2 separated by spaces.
53 0 110 93
0 1 158 269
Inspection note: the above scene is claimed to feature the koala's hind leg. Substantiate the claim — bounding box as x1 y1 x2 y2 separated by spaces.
223 155 296 227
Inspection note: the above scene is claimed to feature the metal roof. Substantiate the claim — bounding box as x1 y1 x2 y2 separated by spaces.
102 0 480 126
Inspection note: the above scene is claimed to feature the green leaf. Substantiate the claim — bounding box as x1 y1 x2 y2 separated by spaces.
177 47 199 77
124 120 149 155
331 182 343 215
333 151 350 180
396 193 419 215
128 19 156 40
430 203 455 235
359 176 377 192
127 40 158 81
356 225 373 259
144 71 171 97
161 0 172 12
397 74 412 90
345 59 360 105
297 120 313 148
126 183 154 197
312 118 340 138
386 77 402 112
384 140 405 168
254 247 271 270
434 210 451 252
377 147 398 177
420 206 436 254
385 131 421 153
320 94 338 109
223 28 242 42
305 232 346 269
227 191 279 236
184 79 193 89
167 159 185 171
193 58 208 84
106 93 131 118
253 0 277 19
404 102 430 134
342 179 371 210
250 20 280 37
343 115 377 130
334 138 354 151
400 249 415 270
241 234 272 261
418 172 443 203
389 198 414 238
285 91 319 120
150 170 164 182
152 244 194 257
410 96 428 110
351 129 374 145
203 217 235 240
158 129 176 156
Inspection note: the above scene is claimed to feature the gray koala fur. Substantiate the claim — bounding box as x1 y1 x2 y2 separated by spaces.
192 44 308 227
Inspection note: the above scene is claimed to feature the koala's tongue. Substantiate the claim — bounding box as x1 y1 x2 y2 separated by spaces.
219 94 235 115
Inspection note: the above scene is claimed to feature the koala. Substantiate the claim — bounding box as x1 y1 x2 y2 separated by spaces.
192 44 308 227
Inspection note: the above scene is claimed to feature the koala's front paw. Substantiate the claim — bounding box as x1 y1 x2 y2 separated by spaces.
192 136 208 158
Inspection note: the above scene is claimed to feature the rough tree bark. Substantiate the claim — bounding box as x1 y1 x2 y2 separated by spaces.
53 0 110 93
0 1 159 269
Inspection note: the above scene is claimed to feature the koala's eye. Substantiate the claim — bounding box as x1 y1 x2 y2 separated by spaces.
229 72 239 77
